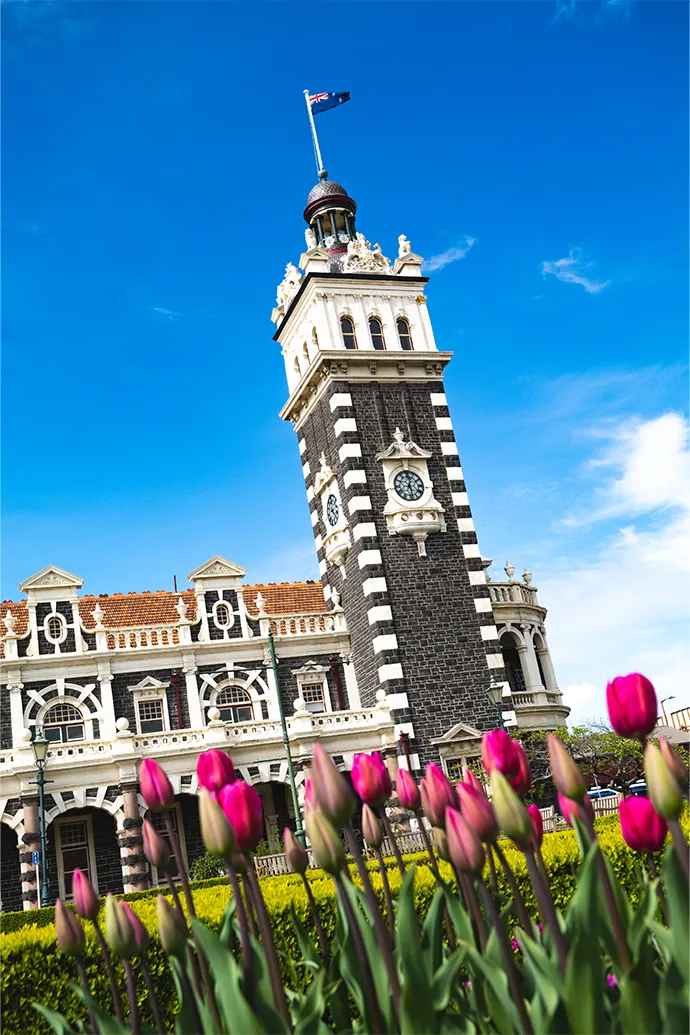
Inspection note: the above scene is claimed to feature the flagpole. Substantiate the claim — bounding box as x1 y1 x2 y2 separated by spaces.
303 90 325 176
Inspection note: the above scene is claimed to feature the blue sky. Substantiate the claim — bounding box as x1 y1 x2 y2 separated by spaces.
2 0 688 724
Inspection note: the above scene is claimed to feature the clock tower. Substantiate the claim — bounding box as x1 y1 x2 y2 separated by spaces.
273 172 506 771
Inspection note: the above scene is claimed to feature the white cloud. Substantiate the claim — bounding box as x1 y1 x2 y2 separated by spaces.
152 307 178 320
424 236 475 273
541 248 611 294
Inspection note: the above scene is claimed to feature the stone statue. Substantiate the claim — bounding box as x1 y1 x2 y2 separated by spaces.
398 233 412 257
372 243 390 270
304 227 317 250
344 232 391 273
276 262 302 307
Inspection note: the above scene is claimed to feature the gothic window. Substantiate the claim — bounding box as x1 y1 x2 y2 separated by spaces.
369 317 385 351
340 316 357 350
56 817 96 899
396 318 413 351
216 686 254 723
136 699 165 734
302 683 326 714
214 602 232 629
43 703 85 744
45 614 66 643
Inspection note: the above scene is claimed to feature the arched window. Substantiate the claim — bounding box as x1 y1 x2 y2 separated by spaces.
396 318 413 351
45 614 66 643
214 602 231 629
340 316 357 350
369 317 385 351
43 703 85 744
499 634 526 697
216 687 253 723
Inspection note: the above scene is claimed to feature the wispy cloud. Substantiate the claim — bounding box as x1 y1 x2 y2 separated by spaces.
553 0 578 22
553 0 633 23
152 307 178 321
2 0 94 41
541 248 611 294
424 236 475 273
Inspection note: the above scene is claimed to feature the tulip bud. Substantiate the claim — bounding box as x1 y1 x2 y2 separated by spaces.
457 782 498 843
72 867 100 921
284 827 308 875
361 804 383 848
304 778 316 811
606 673 658 739
659 737 689 788
119 900 149 952
433 826 449 862
139 758 175 812
55 899 85 956
618 796 667 853
509 742 531 797
490 771 533 847
527 804 543 848
142 818 171 870
547 734 586 801
396 768 421 811
157 896 188 957
199 788 236 858
196 749 235 793
218 780 264 852
305 810 345 874
645 741 684 819
311 743 355 829
352 752 392 807
558 792 594 828
481 729 520 780
105 893 136 958
446 807 485 874
229 852 249 874
420 763 458 828
460 767 484 795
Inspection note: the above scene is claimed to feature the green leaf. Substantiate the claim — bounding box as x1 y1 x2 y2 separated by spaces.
290 902 323 968
293 969 328 1035
422 886 447 976
619 956 662 1035
658 959 690 1035
467 948 522 1035
334 880 394 1033
191 918 267 1034
431 952 465 1013
520 933 563 1024
628 879 659 959
564 840 607 1035
397 865 435 1034
170 957 212 1035
440 882 474 953
68 981 136 1035
32 1004 79 1035
662 843 689 979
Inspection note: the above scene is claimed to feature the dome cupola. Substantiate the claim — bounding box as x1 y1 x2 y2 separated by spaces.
303 170 357 258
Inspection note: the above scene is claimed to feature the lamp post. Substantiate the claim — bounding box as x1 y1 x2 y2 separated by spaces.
660 696 676 725
31 728 51 907
267 629 306 847
486 679 506 728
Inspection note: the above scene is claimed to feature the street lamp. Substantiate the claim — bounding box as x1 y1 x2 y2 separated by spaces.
267 629 307 847
31 728 51 907
660 696 676 725
486 679 506 728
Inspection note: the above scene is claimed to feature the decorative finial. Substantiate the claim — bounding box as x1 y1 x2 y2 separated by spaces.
255 591 268 619
91 603 105 630
523 568 533 586
393 427 405 446
504 561 515 580
318 168 328 180
3 610 16 635
176 596 188 621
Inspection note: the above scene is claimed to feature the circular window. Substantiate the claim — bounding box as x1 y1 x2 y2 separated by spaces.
45 614 66 643
326 494 340 526
393 470 425 502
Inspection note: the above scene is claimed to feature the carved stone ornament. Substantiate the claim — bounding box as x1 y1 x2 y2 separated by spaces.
276 262 302 309
313 454 350 575
376 428 446 557
344 233 391 274
3 610 16 635
398 233 412 257
91 603 105 629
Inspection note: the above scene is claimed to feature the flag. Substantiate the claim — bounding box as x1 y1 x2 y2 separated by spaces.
309 91 350 115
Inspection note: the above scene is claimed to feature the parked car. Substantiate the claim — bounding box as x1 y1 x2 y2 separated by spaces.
627 780 648 797
586 787 618 800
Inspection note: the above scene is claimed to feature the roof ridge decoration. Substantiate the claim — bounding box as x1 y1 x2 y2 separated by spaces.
187 556 248 582
19 564 84 593
375 427 433 462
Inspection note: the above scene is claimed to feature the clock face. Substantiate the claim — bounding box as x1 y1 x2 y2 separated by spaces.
394 469 425 502
326 493 340 526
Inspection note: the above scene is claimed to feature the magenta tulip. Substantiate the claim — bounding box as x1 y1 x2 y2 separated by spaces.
527 804 543 848
446 807 485 874
352 751 392 806
459 767 484 795
558 792 594 828
362 803 383 848
196 749 235 793
284 827 308 874
481 729 520 780
311 743 355 829
219 780 264 852
606 673 658 739
396 768 421 811
420 763 458 828
72 867 100 920
618 796 667 853
55 898 85 956
142 818 171 869
509 741 531 797
105 893 136 958
304 778 316 811
119 900 149 952
457 782 498 843
139 758 174 811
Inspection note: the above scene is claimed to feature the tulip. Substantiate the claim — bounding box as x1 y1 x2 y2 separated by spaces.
527 804 543 848
139 758 174 812
659 736 689 788
362 804 383 848
351 751 392 806
645 741 684 819
433 826 450 862
72 867 100 920
305 810 345 874
456 782 498 843
119 900 149 952
490 771 533 847
55 898 85 956
509 741 531 796
157 896 188 957
304 778 316 810
284 827 309 874
105 893 136 958
618 796 667 853
196 749 235 793
199 788 236 857
311 743 355 829
446 807 485 874
481 729 520 780
396 768 421 811
420 763 458 828
558 792 594 828
460 767 484 795
547 734 586 801
219 780 264 852
606 673 658 739
142 819 171 870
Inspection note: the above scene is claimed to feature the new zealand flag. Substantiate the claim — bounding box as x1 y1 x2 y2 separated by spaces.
308 91 351 115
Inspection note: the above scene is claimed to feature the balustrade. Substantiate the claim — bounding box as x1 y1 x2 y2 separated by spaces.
107 626 180 651
489 584 538 605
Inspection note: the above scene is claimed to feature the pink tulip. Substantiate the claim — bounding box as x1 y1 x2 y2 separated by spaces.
304 778 316 811
362 804 383 848
396 768 421 811
196 749 235 793
606 673 658 739
72 867 100 920
481 729 520 780
219 780 264 852
548 734 586 801
645 741 684 819
659 736 688 787
142 819 171 869
311 743 355 829
119 900 149 952
527 804 543 848
445 807 485 875
55 898 85 956
420 763 458 829
456 782 498 843
284 827 308 875
509 742 531 797
618 796 667 853
558 792 594 828
459 767 484 795
352 752 391 807
139 758 174 811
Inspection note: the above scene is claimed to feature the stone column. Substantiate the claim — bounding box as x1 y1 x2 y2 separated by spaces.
341 656 361 710
119 784 148 893
20 798 40 910
517 641 545 695
8 680 25 746
182 655 203 729
97 663 116 740
536 645 558 693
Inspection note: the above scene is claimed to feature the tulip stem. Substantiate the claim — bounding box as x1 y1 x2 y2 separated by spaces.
415 814 456 950
478 880 534 1035
646 853 670 925
454 867 487 950
334 871 384 1035
246 861 291 1025
241 872 260 938
486 844 499 893
122 960 140 1035
374 845 396 936
668 819 690 881
583 815 632 973
141 955 166 1035
91 919 125 1023
492 841 534 936
300 872 330 964
175 954 205 1035
524 848 569 974
74 958 101 1034
377 807 406 880
226 863 255 1012
165 873 203 999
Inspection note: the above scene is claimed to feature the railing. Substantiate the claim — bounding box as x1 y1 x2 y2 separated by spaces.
224 721 284 744
269 612 343 636
46 741 111 762
108 626 180 651
132 729 205 751
512 692 535 706
489 584 539 606
539 806 555 833
658 707 690 731
312 709 380 731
